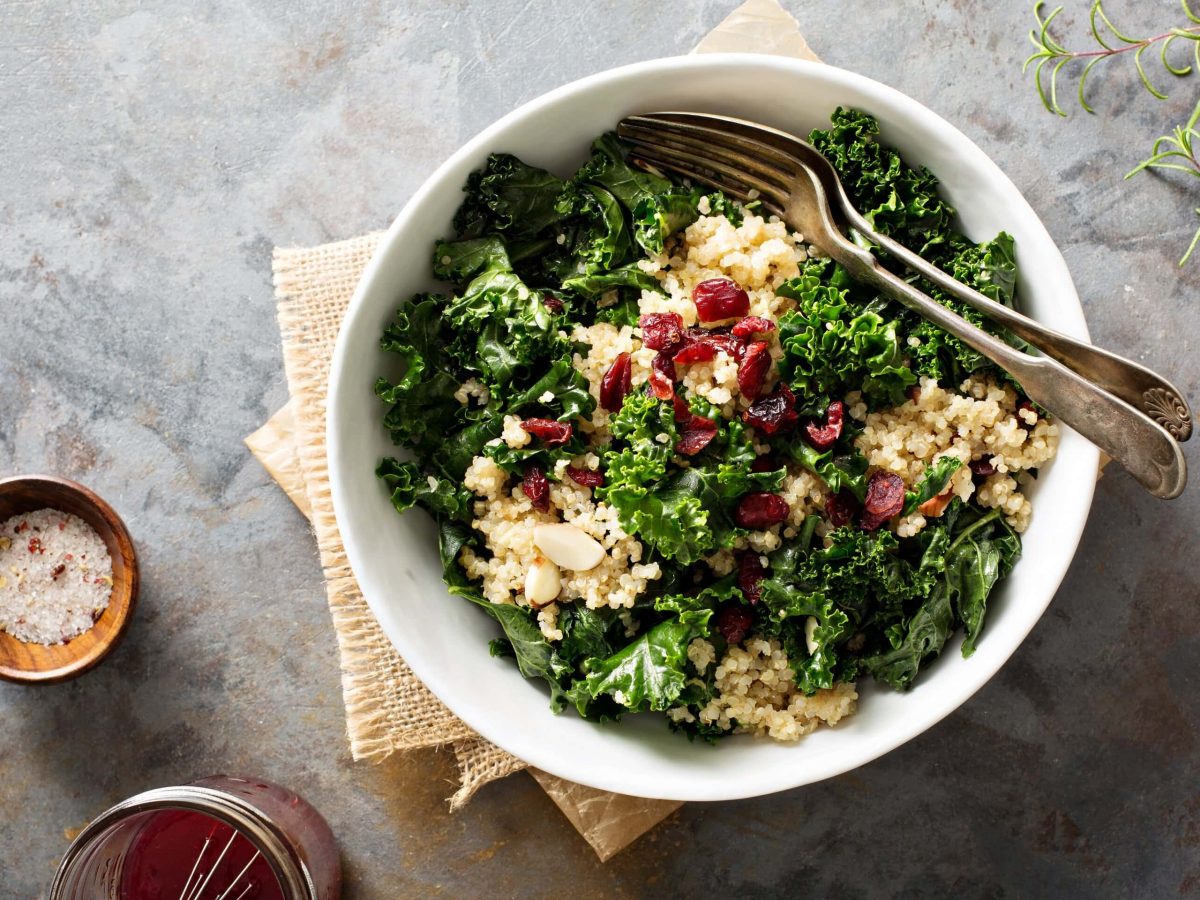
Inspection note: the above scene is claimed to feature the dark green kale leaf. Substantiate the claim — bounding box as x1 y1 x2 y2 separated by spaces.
810 107 955 258
598 393 783 565
376 458 474 524
776 263 916 411
431 236 512 283
757 581 851 694
863 503 1020 688
902 456 963 514
575 132 672 211
454 153 570 239
567 611 712 714
561 262 662 298
375 296 464 458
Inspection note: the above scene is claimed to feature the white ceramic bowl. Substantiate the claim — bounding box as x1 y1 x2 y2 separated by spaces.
327 54 1097 801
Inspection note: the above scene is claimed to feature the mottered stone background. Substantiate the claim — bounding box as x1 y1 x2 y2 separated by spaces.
1 1 1197 896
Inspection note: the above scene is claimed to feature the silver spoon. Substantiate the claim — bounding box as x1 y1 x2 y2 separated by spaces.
616 113 1188 499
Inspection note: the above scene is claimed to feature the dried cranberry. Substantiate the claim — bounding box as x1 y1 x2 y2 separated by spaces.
684 327 744 360
735 492 790 529
826 490 858 527
672 393 692 422
750 455 778 473
676 416 718 456
969 457 997 478
737 340 772 401
673 341 719 365
522 466 550 513
566 466 605 488
521 418 572 446
736 551 766 605
731 316 775 339
693 278 750 322
542 295 565 314
648 351 676 400
599 352 632 412
743 384 799 436
714 602 755 645
860 471 905 531
639 313 685 352
804 400 845 450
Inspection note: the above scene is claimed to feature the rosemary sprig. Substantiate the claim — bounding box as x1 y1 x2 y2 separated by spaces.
1126 100 1200 265
1024 0 1200 116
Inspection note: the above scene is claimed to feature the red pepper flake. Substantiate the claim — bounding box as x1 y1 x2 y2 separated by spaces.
27 537 45 555
65 553 73 561
15 520 28 533
51 564 66 580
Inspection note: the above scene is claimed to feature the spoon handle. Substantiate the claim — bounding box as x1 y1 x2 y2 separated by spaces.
848 215 1193 443
832 241 1188 499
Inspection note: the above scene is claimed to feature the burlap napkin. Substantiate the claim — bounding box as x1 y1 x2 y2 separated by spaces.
247 0 819 862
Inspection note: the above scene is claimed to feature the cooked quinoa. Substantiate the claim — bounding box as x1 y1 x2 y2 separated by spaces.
375 111 1060 744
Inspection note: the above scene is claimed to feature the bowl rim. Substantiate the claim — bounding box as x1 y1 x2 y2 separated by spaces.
327 52 1098 800
0 473 139 684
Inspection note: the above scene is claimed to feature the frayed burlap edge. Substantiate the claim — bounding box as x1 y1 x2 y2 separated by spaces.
273 234 521 808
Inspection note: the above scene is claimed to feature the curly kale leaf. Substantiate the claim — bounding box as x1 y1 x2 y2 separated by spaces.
598 393 783 565
376 458 474 524
566 610 712 715
810 107 955 258
864 504 1020 688
757 581 852 694
375 296 464 458
776 265 915 410
453 152 570 239
576 132 672 211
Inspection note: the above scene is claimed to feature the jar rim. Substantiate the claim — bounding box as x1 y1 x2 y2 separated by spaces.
50 784 317 900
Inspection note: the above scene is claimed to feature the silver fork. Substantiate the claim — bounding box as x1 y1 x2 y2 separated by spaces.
616 113 1188 499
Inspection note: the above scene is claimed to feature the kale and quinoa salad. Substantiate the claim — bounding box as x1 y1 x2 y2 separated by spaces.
374 108 1059 742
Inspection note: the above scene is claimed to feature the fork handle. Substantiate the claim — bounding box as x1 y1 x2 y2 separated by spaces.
848 217 1193 443
832 241 1188 499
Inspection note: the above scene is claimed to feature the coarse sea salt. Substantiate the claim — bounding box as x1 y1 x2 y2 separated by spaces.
0 508 112 645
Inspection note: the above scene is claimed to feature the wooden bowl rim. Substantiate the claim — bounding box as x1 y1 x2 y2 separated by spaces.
0 474 139 684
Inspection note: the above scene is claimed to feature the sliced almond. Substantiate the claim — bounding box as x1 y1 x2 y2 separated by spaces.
805 616 819 655
524 556 561 608
533 523 606 571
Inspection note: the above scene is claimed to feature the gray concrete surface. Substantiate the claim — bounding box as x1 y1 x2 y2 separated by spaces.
2 1 1198 896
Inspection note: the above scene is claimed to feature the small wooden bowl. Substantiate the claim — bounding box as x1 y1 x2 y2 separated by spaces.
0 475 139 684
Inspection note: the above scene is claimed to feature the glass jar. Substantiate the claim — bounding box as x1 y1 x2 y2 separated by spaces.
50 775 342 899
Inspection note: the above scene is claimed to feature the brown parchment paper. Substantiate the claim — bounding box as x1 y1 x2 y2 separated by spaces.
247 0 816 863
